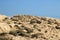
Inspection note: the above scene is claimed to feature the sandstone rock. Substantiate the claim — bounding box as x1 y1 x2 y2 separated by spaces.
0 15 60 40
0 22 11 34
0 15 8 22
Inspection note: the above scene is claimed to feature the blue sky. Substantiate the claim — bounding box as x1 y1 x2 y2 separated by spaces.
0 0 60 18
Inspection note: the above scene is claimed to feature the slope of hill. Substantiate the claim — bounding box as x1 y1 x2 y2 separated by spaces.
0 15 60 40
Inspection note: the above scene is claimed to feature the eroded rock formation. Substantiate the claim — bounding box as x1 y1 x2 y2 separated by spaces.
0 15 60 40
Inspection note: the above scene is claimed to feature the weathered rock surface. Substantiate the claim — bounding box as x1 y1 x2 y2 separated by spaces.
0 14 60 40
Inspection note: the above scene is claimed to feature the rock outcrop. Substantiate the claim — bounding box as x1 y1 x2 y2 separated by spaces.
0 15 60 40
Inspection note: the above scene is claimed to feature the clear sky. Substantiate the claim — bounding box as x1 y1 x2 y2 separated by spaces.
0 0 60 18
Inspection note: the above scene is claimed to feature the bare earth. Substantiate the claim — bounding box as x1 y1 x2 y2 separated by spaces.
0 15 60 40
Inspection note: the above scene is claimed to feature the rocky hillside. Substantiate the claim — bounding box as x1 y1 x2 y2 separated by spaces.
0 15 60 40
